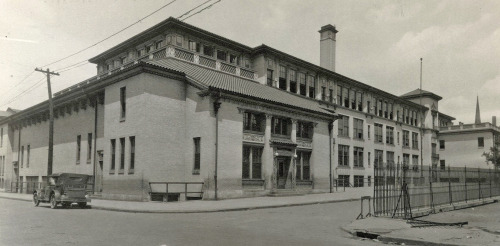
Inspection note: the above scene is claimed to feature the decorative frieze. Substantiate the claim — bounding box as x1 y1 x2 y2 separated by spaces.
296 139 312 149
243 132 265 143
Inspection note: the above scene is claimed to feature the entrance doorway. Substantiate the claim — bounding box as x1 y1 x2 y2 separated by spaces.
95 151 103 193
277 157 290 189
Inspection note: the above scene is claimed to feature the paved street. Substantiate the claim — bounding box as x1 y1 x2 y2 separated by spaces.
0 198 382 246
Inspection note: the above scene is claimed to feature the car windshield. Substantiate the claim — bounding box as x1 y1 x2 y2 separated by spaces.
49 177 57 186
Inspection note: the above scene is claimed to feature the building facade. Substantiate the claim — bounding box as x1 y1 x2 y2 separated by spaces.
0 18 459 200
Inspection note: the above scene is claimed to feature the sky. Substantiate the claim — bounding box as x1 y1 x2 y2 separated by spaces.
1 0 499 124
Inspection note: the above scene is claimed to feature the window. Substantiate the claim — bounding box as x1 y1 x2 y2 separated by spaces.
156 40 164 50
367 125 371 139
478 137 484 148
298 73 306 96
120 87 126 120
439 140 445 150
412 155 419 169
308 76 315 98
203 45 214 57
397 132 400 145
374 150 383 168
87 133 92 162
353 147 364 167
194 137 201 173
403 154 410 166
188 40 200 52
338 175 350 187
229 54 238 64
321 87 326 101
386 126 394 145
440 160 446 170
267 70 273 86
386 151 395 166
76 135 81 164
145 44 153 53
338 116 349 137
354 175 364 187
242 58 250 68
120 57 126 65
378 100 383 117
374 124 383 143
353 118 363 139
367 101 371 114
129 137 135 172
412 132 419 149
110 139 116 172
279 66 287 90
356 92 363 111
343 87 349 107
383 101 388 118
403 130 410 147
216 50 227 61
243 112 264 132
350 90 356 109
388 103 393 119
337 85 342 105
242 146 262 179
119 138 125 171
297 121 313 139
289 70 297 93
272 117 289 136
175 35 183 46
296 151 310 180
0 128 2 147
20 146 24 168
338 145 349 166
368 176 371 187
329 89 334 103
27 145 30 168
368 152 371 167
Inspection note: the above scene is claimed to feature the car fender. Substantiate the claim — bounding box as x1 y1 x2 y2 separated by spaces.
52 190 62 201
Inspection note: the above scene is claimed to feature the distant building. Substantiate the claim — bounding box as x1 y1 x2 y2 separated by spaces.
0 18 458 200
438 99 500 169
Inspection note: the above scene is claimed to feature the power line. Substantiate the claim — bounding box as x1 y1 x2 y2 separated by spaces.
56 60 90 73
0 76 46 108
181 0 222 21
177 0 213 19
40 0 178 68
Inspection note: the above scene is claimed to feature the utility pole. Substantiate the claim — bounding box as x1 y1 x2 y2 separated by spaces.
35 68 59 176
419 58 424 175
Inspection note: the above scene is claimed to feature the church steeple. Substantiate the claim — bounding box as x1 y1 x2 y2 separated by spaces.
475 96 481 124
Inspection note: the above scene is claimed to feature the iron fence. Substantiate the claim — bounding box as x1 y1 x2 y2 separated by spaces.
9 182 94 194
373 163 500 218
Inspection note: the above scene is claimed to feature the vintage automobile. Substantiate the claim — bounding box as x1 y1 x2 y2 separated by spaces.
33 173 91 209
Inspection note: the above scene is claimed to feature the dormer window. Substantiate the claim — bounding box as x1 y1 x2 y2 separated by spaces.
106 64 112 71
203 45 214 57
217 50 227 61
120 57 126 65
155 40 164 50
137 48 145 58
145 44 153 53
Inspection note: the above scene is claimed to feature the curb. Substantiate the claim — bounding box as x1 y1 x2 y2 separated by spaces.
378 235 461 246
0 195 360 214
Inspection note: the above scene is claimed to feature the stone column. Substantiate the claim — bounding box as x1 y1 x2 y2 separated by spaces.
264 114 273 190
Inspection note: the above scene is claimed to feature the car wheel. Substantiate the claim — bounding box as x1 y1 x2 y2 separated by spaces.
50 194 58 209
78 202 87 208
33 193 40 207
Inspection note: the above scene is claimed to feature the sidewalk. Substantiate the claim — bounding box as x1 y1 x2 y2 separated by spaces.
342 197 500 246
0 187 371 213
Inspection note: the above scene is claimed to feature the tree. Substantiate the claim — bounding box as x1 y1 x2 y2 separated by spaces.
482 146 500 168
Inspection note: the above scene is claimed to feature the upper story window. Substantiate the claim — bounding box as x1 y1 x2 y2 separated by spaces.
388 103 393 120
203 45 214 57
120 57 126 65
156 40 164 50
120 87 126 120
321 87 326 101
243 111 264 133
242 58 250 68
308 76 315 98
298 73 306 96
216 50 227 61
188 40 200 52
412 132 419 149
353 118 363 140
343 87 349 108
386 126 394 145
329 89 334 103
383 101 388 118
145 44 154 53
297 121 313 139
175 35 183 46
356 92 363 111
337 85 342 105
229 54 238 64
338 116 349 138
289 70 297 93
350 90 356 110
278 66 287 90
478 137 484 148
378 100 383 117
440 140 445 150
267 70 273 86
272 117 289 136
403 130 410 147
374 123 383 143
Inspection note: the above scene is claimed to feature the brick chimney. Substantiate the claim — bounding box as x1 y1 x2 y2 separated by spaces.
319 24 338 72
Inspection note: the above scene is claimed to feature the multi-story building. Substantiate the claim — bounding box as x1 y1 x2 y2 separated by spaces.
0 17 456 200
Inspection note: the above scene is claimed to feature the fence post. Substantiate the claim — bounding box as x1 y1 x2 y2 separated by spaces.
490 168 492 198
478 167 481 200
185 183 188 200
448 166 452 205
465 166 467 203
429 164 434 212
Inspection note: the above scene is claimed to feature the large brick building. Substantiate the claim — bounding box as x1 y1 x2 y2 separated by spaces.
1 17 463 201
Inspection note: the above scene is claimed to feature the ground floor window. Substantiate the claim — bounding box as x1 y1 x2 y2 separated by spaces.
296 151 311 180
354 175 364 187
242 146 262 179
338 175 350 187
